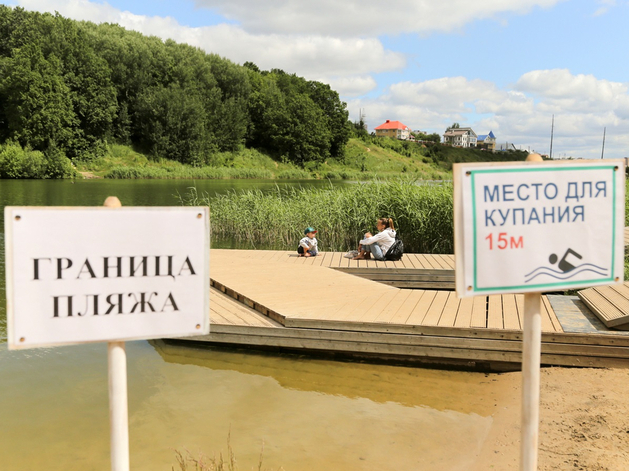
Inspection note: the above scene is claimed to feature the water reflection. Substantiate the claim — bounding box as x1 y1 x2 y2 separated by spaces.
153 340 499 415
0 338 501 471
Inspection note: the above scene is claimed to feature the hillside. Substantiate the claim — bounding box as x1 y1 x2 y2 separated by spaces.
73 138 452 180
73 137 528 181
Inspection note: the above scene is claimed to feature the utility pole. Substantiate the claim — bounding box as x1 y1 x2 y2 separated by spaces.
601 127 606 159
549 115 554 159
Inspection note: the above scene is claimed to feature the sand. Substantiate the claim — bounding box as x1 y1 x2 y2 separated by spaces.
475 367 629 471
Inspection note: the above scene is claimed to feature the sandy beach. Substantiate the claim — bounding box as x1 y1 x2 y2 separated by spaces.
475 367 629 470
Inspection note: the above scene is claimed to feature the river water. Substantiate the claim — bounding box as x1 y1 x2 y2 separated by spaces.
0 179 502 471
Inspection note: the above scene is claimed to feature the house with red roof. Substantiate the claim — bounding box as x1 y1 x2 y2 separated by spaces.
374 120 411 140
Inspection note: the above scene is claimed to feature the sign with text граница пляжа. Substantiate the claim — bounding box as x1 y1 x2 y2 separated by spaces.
5 207 209 349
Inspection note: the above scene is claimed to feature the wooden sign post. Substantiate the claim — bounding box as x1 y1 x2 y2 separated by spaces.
109 339 129 471
453 156 625 470
521 292 541 471
520 153 543 471
4 197 210 471
103 196 129 471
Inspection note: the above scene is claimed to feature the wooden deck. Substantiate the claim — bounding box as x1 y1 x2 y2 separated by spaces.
218 249 456 289
579 282 629 330
170 249 629 370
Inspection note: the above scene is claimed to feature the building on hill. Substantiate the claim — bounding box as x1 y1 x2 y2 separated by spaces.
476 131 496 151
443 127 478 148
374 120 411 140
496 142 518 151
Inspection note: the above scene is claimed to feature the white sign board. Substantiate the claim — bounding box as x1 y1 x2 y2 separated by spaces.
454 160 625 297
5 207 210 349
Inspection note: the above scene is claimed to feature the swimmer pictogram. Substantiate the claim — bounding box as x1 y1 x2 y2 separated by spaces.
524 248 608 283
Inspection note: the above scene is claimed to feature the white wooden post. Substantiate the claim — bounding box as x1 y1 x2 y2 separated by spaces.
108 341 129 471
520 152 543 471
521 292 542 471
104 196 129 471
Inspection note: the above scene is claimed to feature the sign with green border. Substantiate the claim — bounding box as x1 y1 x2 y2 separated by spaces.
454 160 625 297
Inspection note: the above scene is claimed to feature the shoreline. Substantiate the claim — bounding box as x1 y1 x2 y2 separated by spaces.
475 367 629 470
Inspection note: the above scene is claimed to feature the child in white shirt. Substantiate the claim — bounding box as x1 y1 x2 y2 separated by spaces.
298 227 318 257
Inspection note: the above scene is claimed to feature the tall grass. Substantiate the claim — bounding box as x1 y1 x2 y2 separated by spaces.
184 180 454 253
105 166 273 179
173 433 278 471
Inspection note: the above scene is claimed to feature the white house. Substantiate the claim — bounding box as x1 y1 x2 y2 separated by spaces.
443 127 478 148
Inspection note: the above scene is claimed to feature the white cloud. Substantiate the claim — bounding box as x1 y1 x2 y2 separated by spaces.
593 0 616 16
193 0 564 36
319 76 378 97
349 71 629 159
388 77 502 114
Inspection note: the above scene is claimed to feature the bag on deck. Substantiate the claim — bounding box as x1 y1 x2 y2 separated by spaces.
384 238 404 261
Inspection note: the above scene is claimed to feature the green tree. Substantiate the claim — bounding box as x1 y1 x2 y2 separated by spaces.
306 80 350 158
0 43 76 150
134 84 213 165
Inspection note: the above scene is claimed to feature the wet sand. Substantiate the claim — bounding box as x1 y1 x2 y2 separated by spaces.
475 367 629 471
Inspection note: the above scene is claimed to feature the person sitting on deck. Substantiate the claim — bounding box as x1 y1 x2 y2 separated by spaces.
298 227 319 257
353 218 396 261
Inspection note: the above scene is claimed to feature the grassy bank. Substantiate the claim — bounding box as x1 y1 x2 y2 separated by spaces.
72 139 451 180
183 180 454 253
2 138 523 181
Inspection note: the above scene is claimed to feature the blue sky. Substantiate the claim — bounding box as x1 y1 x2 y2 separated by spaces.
7 0 629 159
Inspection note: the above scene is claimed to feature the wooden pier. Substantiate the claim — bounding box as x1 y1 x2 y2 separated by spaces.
176 249 629 371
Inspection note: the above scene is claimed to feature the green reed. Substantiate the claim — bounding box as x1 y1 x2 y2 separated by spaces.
105 165 273 179
183 180 454 253
173 431 278 471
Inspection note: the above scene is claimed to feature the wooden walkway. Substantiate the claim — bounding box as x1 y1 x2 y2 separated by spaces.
217 249 456 289
579 282 629 330
171 250 629 370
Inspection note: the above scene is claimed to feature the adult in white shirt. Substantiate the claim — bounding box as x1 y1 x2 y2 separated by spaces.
353 217 396 261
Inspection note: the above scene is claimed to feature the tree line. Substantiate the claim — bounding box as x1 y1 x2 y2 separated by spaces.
0 6 351 169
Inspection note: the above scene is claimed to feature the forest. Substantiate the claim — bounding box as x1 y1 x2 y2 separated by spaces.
0 6 351 176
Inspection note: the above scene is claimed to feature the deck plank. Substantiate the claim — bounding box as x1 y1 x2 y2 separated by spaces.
387 290 426 324
429 254 450 270
502 294 521 330
541 295 563 332
402 253 419 269
373 289 414 323
437 292 461 327
328 251 341 268
413 290 448 326
336 291 393 322
358 290 407 323
405 290 438 325
470 295 487 328
420 254 439 269
408 254 426 269
487 295 504 329
454 296 474 328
